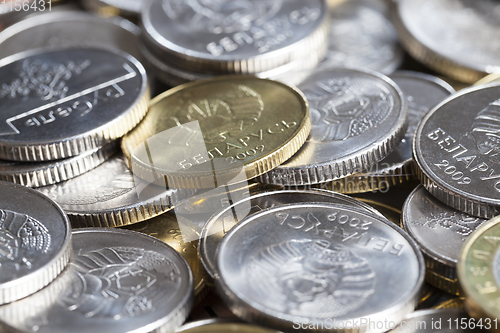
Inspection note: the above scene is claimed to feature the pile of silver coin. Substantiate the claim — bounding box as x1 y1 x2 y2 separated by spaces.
0 0 500 332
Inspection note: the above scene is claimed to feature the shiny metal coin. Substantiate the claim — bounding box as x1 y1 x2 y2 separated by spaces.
319 0 403 74
0 11 141 60
81 0 144 18
413 83 500 218
259 68 407 186
141 0 329 74
177 318 281 332
123 211 207 301
0 47 149 161
0 181 71 305
390 308 486 333
474 73 500 87
432 298 465 310
402 185 486 295
0 228 194 333
330 71 454 193
216 202 424 332
36 154 192 228
0 143 117 188
199 188 386 281
458 215 500 328
393 0 500 83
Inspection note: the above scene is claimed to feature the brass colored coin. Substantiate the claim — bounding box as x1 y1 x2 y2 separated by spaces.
122 76 310 189
458 216 500 325
433 298 465 310
122 211 207 300
474 73 500 87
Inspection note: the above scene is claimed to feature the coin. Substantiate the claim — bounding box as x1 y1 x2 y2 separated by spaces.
458 215 500 326
259 68 406 186
413 83 500 218
216 202 424 332
416 283 446 310
319 0 403 74
393 0 500 83
177 318 281 333
0 228 194 333
0 142 117 188
81 0 144 18
141 0 329 74
122 76 310 189
0 181 71 305
433 298 465 310
0 11 141 60
0 47 149 161
122 211 207 301
390 308 485 333
36 154 193 228
329 71 454 193
402 185 486 295
199 188 386 281
352 194 402 226
474 73 500 87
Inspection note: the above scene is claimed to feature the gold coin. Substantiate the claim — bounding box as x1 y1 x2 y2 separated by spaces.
473 73 500 87
121 211 207 300
433 298 465 310
457 216 500 326
122 76 310 189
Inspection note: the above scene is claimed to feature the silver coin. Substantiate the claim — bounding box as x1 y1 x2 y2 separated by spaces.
199 188 386 281
0 228 194 333
393 0 500 83
0 11 141 60
413 83 500 218
36 154 193 228
141 0 329 74
390 308 485 333
0 47 149 161
332 71 455 192
318 0 403 74
0 142 117 188
402 185 486 294
0 181 72 305
81 0 145 17
259 68 407 186
216 202 424 332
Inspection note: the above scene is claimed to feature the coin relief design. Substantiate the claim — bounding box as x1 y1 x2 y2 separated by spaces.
305 77 392 142
411 212 484 241
0 209 51 271
60 246 181 320
471 99 500 163
246 239 375 318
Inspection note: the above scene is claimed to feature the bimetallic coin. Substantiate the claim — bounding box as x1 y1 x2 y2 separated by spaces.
123 211 207 301
393 0 500 83
331 71 454 193
122 76 310 189
36 154 192 228
199 189 386 281
141 0 329 74
81 0 144 18
216 202 424 332
413 83 500 218
0 181 71 305
260 68 406 186
391 308 486 333
0 47 149 161
0 11 141 60
319 0 403 74
0 143 117 188
402 185 486 295
0 228 194 333
177 319 281 332
458 216 500 327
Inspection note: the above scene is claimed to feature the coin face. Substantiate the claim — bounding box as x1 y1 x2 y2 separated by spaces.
122 76 310 189
0 47 149 161
394 0 500 83
216 202 424 332
319 0 403 74
36 154 191 228
0 228 194 333
141 0 329 73
414 83 500 218
0 11 141 60
260 68 406 186
199 189 385 280
0 181 71 305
